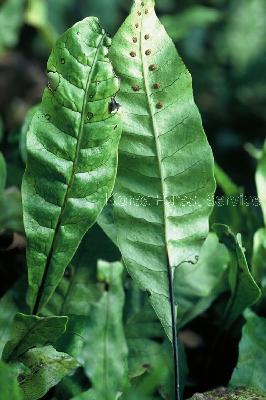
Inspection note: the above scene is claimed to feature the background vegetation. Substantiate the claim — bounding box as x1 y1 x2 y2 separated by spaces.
0 0 266 399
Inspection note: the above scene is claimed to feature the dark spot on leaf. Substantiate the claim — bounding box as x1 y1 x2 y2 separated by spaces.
145 9 148 14
130 51 136 57
133 37 137 43
156 102 163 109
145 49 151 55
149 64 157 71
87 112 94 120
60 58 65 64
132 84 140 92
153 83 160 89
109 98 120 113
141 1 144 6
135 23 139 28
114 125 118 130
144 34 150 40
45 113 51 121
138 11 142 16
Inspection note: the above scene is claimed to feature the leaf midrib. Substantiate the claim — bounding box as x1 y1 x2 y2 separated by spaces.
139 12 172 284
139 9 179 395
33 33 106 314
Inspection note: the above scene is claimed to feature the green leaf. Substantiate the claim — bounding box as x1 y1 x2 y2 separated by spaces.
0 152 7 193
97 202 118 245
0 0 25 54
174 232 230 328
18 345 78 400
189 387 266 400
0 188 24 233
0 360 23 399
252 228 266 296
44 265 101 317
230 310 266 395
68 261 128 400
20 105 40 164
22 17 122 314
0 279 26 357
110 0 215 341
2 313 68 362
125 303 188 398
214 224 261 328
161 5 221 41
126 304 167 379
256 141 266 224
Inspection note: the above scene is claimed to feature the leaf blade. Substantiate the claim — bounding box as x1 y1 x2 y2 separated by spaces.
110 0 215 340
2 313 68 362
22 17 122 313
18 345 78 400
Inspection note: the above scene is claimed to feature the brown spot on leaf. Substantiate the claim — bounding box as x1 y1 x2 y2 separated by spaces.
156 102 163 109
153 83 160 89
149 64 157 71
130 51 137 57
132 85 140 92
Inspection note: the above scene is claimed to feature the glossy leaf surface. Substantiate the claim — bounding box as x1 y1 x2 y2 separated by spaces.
110 0 215 339
22 17 122 313
3 313 68 362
